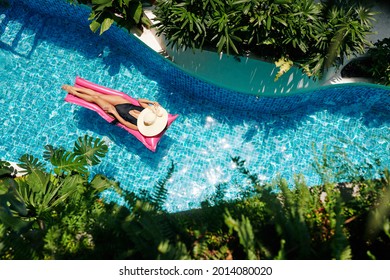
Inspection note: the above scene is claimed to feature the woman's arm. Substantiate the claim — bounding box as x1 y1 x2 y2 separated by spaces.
138 98 159 109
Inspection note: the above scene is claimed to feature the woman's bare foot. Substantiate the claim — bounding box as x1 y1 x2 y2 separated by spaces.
62 85 78 95
62 84 72 91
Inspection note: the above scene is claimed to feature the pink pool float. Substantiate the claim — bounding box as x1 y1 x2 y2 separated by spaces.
64 77 178 152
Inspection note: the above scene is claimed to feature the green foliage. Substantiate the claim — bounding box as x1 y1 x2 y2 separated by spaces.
73 135 109 166
0 0 10 8
1 136 389 259
67 0 152 35
0 135 186 259
0 160 16 178
367 37 390 86
154 0 375 79
225 211 257 259
0 135 110 258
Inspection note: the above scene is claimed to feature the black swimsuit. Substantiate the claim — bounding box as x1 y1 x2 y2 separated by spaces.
114 103 144 125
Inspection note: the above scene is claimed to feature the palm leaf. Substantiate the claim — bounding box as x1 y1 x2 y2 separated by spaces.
90 174 119 193
17 154 45 175
0 178 27 216
27 168 50 193
73 135 108 166
50 149 87 175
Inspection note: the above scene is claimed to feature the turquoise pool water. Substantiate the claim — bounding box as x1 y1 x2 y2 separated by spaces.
1 0 390 212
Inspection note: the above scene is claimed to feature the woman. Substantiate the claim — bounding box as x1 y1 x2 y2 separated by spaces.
62 84 162 131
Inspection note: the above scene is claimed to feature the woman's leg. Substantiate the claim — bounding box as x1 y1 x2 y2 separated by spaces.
63 85 129 106
62 85 139 130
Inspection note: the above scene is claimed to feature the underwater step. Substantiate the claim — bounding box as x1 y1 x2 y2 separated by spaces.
0 10 43 57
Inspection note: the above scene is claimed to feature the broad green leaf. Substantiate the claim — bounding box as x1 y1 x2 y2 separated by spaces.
0 178 27 216
27 169 50 193
129 2 143 24
50 149 87 175
90 174 118 193
0 208 30 232
266 16 271 30
59 174 86 196
90 20 101 33
92 0 112 5
17 154 45 175
0 161 14 178
0 182 7 195
100 17 114 35
74 135 108 166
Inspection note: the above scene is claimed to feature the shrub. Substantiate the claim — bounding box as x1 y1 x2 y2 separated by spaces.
367 37 390 86
66 0 152 35
154 0 375 79
1 136 389 259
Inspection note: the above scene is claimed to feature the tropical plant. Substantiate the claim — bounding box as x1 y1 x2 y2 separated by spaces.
0 135 183 259
189 150 390 260
67 0 152 35
0 135 112 258
154 0 375 79
367 37 390 86
1 136 390 260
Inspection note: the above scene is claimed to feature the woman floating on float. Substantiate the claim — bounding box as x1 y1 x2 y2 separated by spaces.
63 77 178 152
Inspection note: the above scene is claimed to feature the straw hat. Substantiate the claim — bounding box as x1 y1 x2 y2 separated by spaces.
137 106 168 137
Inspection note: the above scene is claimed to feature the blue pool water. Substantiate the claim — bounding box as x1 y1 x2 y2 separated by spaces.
1 0 390 212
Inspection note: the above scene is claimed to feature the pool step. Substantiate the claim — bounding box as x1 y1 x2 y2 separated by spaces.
0 9 43 58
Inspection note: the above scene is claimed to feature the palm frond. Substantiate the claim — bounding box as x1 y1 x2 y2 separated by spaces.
17 155 45 175
73 135 108 166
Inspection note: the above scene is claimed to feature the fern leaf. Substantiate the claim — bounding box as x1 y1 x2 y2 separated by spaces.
151 161 175 211
225 211 257 260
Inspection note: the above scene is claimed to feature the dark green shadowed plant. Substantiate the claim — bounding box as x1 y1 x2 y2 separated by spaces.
154 0 375 80
66 0 152 35
89 0 151 35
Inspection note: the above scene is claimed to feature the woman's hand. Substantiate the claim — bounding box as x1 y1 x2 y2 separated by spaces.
103 104 115 114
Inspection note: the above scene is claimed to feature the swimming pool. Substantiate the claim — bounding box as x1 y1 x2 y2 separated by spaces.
1 0 390 212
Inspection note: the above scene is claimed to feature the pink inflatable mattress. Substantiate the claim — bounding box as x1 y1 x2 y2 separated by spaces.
64 77 178 152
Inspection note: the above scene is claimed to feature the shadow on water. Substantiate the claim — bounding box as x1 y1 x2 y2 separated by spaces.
0 7 42 59
0 2 136 72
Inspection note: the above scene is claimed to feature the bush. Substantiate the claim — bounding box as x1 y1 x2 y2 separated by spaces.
1 136 389 259
66 0 152 35
367 37 390 86
154 0 375 79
